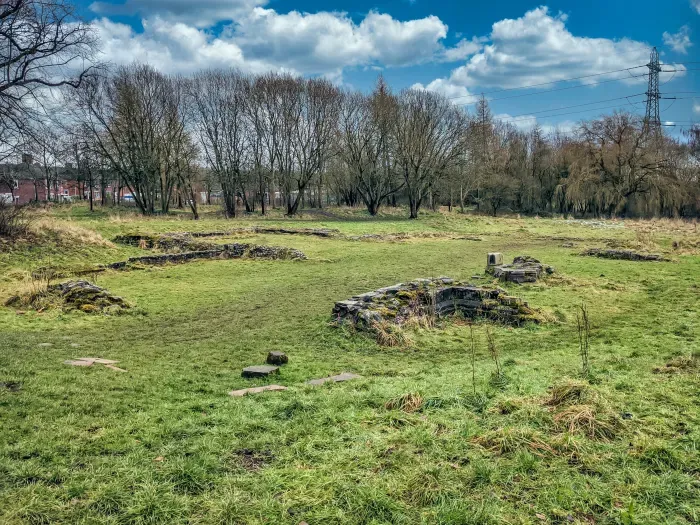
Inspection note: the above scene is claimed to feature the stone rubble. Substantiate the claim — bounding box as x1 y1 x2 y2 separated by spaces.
487 255 555 284
581 248 667 261
332 277 543 330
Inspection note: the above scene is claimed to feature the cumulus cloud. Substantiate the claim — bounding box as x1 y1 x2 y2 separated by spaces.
416 7 683 100
90 0 267 27
93 17 280 75
93 8 453 76
663 26 692 54
231 9 449 72
693 0 700 14
411 78 471 100
694 101 700 114
441 37 486 62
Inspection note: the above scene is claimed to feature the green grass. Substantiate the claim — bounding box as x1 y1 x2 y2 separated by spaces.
0 204 698 524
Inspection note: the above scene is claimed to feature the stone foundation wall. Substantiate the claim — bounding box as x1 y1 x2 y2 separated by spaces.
333 277 543 330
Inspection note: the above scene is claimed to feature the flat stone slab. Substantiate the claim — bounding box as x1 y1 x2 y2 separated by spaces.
307 372 362 386
64 357 125 371
242 365 279 378
64 359 94 367
229 385 288 397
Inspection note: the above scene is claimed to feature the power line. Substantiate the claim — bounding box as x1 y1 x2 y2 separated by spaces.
497 104 644 123
500 93 646 119
449 64 649 101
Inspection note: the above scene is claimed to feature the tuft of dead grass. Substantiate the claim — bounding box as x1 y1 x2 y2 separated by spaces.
553 404 622 440
385 393 424 413
546 379 595 407
373 320 414 347
472 427 554 456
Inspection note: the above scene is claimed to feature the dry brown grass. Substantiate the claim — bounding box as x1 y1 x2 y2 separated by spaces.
33 219 115 248
546 379 595 407
385 393 424 413
553 404 622 440
472 427 554 456
373 320 414 347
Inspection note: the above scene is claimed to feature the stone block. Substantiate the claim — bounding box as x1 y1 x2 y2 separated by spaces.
267 351 288 365
242 365 279 378
307 372 362 386
487 253 504 266
229 385 287 397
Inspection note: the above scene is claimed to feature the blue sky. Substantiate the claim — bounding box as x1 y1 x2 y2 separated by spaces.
75 0 699 133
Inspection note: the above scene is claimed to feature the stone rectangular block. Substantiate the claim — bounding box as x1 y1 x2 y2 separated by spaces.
242 365 279 378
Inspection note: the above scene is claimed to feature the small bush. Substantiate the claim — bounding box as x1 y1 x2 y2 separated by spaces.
0 201 32 241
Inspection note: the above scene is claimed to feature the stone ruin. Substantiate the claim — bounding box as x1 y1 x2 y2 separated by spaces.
332 277 543 330
486 253 555 284
5 280 131 314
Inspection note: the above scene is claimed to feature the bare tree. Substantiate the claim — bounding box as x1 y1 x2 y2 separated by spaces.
0 0 98 160
337 78 403 215
72 64 193 214
393 88 466 218
187 69 249 218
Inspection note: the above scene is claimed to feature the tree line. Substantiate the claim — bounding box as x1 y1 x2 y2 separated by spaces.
1 1 699 219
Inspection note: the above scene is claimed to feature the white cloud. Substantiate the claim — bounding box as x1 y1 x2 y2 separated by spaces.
90 0 267 27
692 0 700 14
93 9 452 76
663 26 692 54
494 114 577 134
411 78 471 100
418 7 678 98
442 37 485 62
693 101 700 114
231 9 449 72
94 17 279 75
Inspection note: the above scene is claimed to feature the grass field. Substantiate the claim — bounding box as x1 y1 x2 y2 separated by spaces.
1 204 698 524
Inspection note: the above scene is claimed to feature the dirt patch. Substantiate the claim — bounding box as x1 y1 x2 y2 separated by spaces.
653 355 699 374
0 381 22 392
234 449 274 471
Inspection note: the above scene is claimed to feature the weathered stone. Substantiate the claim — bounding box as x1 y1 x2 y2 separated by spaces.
104 364 127 372
64 359 94 367
267 351 288 365
242 365 279 378
229 385 288 397
487 253 504 267
307 372 362 386
332 277 543 330
487 255 554 284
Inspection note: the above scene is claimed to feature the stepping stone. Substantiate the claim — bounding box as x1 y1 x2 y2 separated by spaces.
104 364 127 372
307 372 362 386
64 359 95 367
242 365 279 378
229 385 288 397
267 351 288 365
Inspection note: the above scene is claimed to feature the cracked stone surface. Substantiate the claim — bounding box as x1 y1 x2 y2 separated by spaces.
242 365 280 378
229 385 288 397
307 372 362 386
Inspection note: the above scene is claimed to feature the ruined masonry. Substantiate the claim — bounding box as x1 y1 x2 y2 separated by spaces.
486 254 555 284
333 277 543 330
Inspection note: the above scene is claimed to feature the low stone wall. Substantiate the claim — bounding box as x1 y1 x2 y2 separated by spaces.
333 277 543 329
106 243 306 269
581 248 667 262
487 255 555 284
